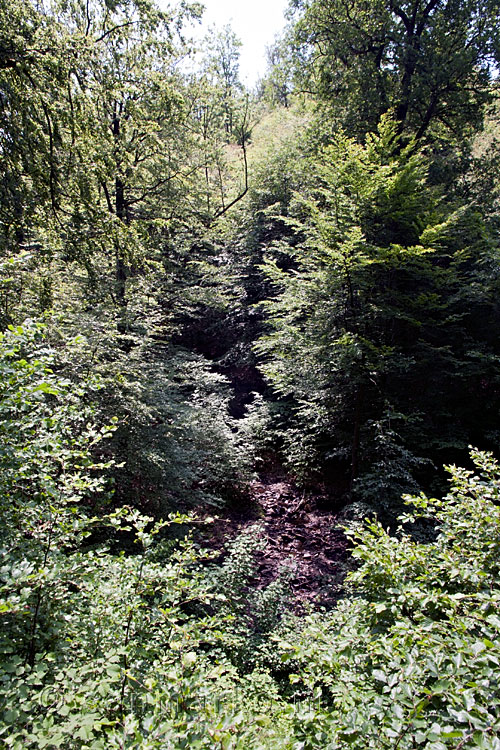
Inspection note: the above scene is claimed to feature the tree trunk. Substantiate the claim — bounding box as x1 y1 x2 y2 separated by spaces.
113 111 128 332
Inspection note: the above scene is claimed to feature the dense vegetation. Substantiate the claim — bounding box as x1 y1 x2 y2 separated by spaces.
1 0 499 747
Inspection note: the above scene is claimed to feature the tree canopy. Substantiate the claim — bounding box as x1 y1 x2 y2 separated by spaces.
288 0 500 139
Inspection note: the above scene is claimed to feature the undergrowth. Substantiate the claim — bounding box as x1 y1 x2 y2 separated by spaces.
1 324 500 748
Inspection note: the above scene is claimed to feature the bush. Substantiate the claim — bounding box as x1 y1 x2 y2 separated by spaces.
2 325 499 748
278 448 500 749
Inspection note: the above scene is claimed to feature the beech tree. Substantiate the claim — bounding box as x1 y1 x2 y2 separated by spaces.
202 25 243 140
256 118 500 503
288 0 500 140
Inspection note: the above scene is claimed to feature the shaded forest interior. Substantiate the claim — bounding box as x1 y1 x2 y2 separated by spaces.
1 0 500 747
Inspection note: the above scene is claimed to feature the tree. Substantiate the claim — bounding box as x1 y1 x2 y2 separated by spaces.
256 118 500 503
201 25 243 140
259 35 294 108
0 0 209 329
288 0 500 141
0 0 73 261
53 0 204 332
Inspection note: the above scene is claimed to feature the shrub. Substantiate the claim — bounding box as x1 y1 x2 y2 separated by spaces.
278 448 500 749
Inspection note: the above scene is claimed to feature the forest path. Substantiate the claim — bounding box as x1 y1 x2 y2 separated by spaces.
204 468 350 609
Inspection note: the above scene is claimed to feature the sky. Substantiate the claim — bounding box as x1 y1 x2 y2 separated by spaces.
186 0 290 86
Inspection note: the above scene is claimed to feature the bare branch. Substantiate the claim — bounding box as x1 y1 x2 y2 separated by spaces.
94 21 136 44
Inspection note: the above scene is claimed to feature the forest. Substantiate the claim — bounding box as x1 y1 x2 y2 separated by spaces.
1 0 500 747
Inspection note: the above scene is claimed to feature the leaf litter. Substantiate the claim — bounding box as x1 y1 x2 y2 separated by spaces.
200 465 350 610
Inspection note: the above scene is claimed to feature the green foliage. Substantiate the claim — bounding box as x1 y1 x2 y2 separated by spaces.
288 0 500 141
0 322 114 665
94 340 259 509
200 24 243 142
256 117 500 502
277 448 500 748
1 0 500 747
0 322 294 750
0 0 263 516
206 524 294 673
258 34 295 108
2 324 500 749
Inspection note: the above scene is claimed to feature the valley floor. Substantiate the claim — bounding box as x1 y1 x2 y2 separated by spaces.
203 468 350 609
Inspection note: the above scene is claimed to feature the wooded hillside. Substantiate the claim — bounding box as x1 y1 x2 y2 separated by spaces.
1 0 500 747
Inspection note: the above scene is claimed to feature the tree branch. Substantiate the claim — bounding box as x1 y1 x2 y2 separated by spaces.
212 132 248 222
95 22 136 44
